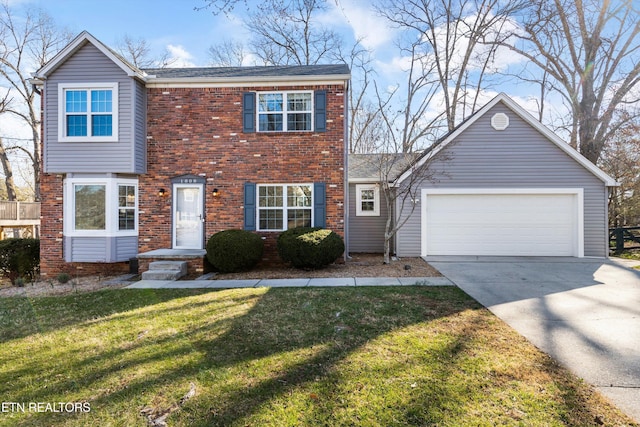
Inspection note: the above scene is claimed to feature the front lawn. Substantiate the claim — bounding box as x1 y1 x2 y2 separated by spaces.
0 287 635 426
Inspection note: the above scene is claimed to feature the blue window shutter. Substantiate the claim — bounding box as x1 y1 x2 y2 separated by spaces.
243 92 255 133
244 182 256 230
314 90 327 132
313 182 326 228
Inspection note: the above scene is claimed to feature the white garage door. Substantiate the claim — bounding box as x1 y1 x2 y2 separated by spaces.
422 190 583 257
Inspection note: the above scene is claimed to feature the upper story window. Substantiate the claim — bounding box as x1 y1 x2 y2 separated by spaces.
58 83 118 142
258 91 313 132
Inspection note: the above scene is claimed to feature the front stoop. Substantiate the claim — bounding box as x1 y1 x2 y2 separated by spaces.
141 261 188 281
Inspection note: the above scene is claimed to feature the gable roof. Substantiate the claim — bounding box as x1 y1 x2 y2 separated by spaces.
33 31 146 80
395 93 618 187
349 153 420 182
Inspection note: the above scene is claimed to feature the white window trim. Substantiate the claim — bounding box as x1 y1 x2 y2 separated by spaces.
256 90 314 132
356 184 380 216
58 82 119 142
64 176 138 237
257 183 314 231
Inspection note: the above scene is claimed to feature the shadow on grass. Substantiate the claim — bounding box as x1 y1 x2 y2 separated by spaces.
0 288 214 343
1 286 631 427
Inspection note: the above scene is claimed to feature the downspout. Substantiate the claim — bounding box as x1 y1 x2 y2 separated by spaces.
343 78 350 260
605 184 610 258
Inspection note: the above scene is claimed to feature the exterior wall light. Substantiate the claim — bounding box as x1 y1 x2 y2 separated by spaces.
158 188 167 197
212 188 220 197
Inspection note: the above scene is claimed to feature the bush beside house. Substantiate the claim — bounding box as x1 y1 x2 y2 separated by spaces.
277 227 344 269
0 238 40 285
206 230 264 273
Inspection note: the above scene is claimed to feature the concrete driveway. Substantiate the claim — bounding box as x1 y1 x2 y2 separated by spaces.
427 256 640 423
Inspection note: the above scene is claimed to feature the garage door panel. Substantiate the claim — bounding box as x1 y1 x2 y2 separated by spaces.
424 192 579 256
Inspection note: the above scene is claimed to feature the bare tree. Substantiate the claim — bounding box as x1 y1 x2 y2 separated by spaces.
364 41 450 262
195 0 248 15
207 38 247 67
245 0 342 65
0 91 17 200
599 111 640 227
0 137 16 200
376 0 528 132
375 39 445 153
499 0 640 164
0 1 71 201
115 34 176 69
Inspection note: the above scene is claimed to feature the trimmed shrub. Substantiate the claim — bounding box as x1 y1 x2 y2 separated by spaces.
206 230 264 273
277 227 344 269
0 238 40 285
57 273 71 284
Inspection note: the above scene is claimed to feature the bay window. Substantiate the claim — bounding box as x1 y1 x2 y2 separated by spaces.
65 176 137 236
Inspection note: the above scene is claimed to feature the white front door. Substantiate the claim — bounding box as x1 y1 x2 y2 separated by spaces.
173 184 204 249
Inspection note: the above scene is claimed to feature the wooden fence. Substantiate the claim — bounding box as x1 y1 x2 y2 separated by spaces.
609 226 640 253
0 201 40 239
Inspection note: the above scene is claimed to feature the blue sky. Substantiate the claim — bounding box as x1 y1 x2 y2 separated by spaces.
19 0 546 103
5 1 552 143
27 0 541 109
31 0 393 68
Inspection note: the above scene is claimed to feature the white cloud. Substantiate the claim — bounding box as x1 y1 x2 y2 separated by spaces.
422 13 525 76
165 44 196 68
326 0 395 51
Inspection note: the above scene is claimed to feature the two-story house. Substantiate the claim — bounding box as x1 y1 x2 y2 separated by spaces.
32 31 350 277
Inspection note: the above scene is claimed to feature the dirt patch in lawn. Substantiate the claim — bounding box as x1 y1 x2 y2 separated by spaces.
0 254 441 297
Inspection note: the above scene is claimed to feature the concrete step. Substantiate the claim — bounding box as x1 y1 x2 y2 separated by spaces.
141 261 188 281
148 260 188 272
141 269 185 280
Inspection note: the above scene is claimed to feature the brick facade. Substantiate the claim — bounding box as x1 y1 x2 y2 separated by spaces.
139 84 346 263
40 173 130 277
39 82 346 277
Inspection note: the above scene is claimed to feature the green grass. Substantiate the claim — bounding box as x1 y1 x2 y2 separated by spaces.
0 287 636 426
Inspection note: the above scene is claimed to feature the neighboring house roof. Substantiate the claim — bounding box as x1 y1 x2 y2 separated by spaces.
394 93 618 187
349 153 420 182
32 31 350 85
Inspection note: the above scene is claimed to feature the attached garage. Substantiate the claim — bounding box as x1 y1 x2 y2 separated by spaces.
386 94 618 259
421 189 584 257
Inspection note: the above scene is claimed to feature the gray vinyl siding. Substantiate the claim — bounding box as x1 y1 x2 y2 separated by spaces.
65 236 138 262
43 42 145 173
113 236 139 261
396 102 608 258
348 183 389 253
133 79 147 173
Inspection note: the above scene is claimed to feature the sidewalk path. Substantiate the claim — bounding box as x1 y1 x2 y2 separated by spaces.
125 276 453 289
